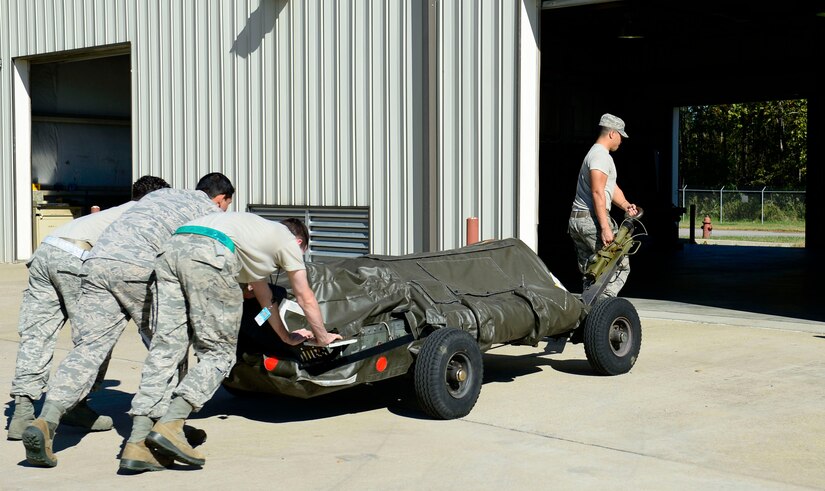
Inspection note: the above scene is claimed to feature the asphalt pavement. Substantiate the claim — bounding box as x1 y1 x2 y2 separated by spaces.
1 258 824 490
679 227 805 239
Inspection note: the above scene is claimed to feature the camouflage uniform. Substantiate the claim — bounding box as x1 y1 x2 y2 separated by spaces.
43 189 220 415
130 213 304 419
11 245 88 399
130 234 241 417
10 202 137 401
568 214 629 298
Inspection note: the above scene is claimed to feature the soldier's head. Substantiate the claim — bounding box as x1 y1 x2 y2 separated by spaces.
280 218 309 253
196 172 235 211
132 175 171 200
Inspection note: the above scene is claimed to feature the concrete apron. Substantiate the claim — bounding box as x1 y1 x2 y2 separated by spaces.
1 261 824 489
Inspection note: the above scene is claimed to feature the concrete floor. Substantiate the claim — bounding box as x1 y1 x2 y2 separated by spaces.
1 251 824 490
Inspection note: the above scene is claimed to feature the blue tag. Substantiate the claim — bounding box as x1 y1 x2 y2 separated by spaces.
254 307 271 326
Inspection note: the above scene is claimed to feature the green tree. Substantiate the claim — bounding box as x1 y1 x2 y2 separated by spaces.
679 100 807 190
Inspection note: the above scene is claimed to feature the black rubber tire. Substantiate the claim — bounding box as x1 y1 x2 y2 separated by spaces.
583 297 642 375
413 328 483 420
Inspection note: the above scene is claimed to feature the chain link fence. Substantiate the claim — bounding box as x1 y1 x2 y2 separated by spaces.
679 187 805 224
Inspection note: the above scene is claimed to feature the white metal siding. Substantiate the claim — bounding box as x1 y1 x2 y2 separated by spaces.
436 0 520 250
0 0 525 262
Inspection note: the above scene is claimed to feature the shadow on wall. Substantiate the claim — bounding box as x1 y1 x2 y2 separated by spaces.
231 0 288 58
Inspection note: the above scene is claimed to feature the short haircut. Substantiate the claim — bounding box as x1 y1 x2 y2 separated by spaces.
280 218 309 247
196 172 235 199
132 175 171 200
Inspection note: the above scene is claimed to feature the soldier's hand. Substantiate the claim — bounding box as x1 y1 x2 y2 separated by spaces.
284 329 313 346
314 331 343 347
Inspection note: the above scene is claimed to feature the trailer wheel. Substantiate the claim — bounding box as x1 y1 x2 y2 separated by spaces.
414 328 483 419
583 297 642 375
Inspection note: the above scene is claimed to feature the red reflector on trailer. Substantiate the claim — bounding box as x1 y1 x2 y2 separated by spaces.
375 356 388 372
263 356 278 371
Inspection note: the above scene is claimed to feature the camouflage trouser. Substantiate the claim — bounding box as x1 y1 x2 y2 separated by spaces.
10 245 111 399
568 214 630 298
130 234 241 417
44 258 155 413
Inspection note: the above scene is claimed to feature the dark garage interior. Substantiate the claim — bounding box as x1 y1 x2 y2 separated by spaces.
536 0 825 321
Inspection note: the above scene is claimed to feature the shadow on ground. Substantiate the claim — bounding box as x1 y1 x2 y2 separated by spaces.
621 241 824 322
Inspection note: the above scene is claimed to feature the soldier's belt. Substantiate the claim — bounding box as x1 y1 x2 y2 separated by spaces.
570 210 596 219
42 236 92 260
174 226 236 253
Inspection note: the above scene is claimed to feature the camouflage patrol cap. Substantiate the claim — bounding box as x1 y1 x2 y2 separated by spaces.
599 113 629 138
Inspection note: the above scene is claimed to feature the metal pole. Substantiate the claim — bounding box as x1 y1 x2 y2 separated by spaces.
761 186 766 224
466 217 479 245
689 204 696 243
719 186 725 223
681 184 687 209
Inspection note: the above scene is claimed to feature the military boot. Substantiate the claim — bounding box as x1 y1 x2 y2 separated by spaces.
146 419 205 466
7 396 35 440
22 418 57 467
62 399 113 432
119 441 174 472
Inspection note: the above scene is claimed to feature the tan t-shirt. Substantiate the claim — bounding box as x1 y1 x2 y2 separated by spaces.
49 201 136 246
183 211 305 283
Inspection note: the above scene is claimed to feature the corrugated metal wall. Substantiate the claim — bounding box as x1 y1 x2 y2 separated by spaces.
0 0 524 262
436 0 519 249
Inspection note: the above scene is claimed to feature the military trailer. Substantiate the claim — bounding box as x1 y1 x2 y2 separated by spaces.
223 236 642 420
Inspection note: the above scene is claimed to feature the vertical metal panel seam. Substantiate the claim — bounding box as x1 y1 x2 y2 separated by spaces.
193 0 201 184
173 0 182 183
367 0 374 250
497 0 504 235
457 1 464 246
262 0 269 201
35 0 44 52
134 0 144 175
333 0 341 207
31 0 39 52
233 1 240 189
240 1 248 203
384 0 390 251
319 0 326 205
246 0 255 206
349 2 356 205
314 0 322 204
221 0 229 187
160 0 168 177
334 1 341 207
437 0 444 250
129 0 138 175
476 1 482 229
303 1 310 203
0 1 8 259
402 0 409 251
52 0 61 52
258 0 267 203
273 0 280 202
288 3 295 203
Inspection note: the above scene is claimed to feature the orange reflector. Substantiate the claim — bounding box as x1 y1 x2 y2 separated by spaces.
263 356 278 371
375 356 388 372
